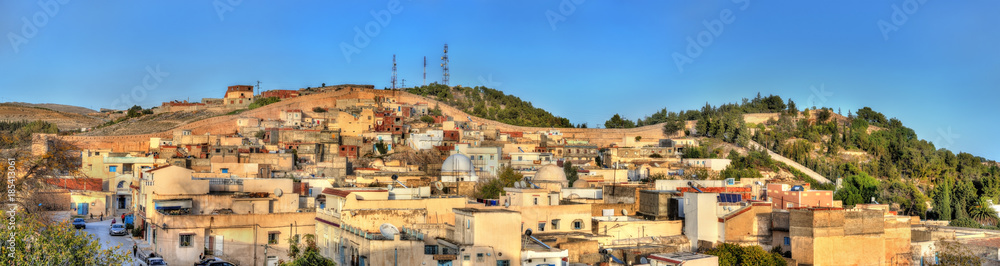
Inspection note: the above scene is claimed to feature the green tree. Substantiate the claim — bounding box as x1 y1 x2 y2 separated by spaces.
834 173 880 206
420 115 435 124
564 161 579 187
375 141 388 155
705 243 786 266
475 167 523 199
280 234 335 266
969 197 999 226
0 212 129 265
312 107 327 113
662 116 685 137
932 180 953 220
604 114 635 129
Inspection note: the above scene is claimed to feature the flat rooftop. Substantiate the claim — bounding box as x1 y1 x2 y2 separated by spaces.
649 252 716 262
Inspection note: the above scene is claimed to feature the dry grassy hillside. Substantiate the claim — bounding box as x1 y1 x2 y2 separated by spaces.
66 88 670 147
2 102 97 116
0 104 104 130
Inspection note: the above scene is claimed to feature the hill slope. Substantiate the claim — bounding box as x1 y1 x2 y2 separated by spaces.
2 102 97 116
405 84 574 128
0 104 104 130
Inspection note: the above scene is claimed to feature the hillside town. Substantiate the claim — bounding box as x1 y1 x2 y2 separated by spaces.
18 84 997 266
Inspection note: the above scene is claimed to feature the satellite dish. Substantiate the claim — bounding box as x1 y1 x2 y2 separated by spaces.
391 174 399 181
379 223 400 239
274 188 283 197
434 181 444 191
621 209 628 216
387 184 394 191
524 229 533 237
640 257 649 264
504 200 510 208
514 182 522 189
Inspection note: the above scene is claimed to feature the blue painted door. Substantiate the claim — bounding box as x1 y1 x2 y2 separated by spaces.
77 203 88 215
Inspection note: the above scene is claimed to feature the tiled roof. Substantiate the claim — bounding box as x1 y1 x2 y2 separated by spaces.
43 178 103 191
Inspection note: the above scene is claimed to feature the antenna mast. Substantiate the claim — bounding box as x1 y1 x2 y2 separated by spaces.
423 56 427 86
441 44 449 86
391 54 397 90
256 80 260 96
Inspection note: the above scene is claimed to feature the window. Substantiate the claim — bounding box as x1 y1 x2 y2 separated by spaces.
268 232 279 244
551 219 560 230
538 222 545 232
497 260 510 266
179 234 193 247
463 255 470 261
533 198 538 205
424 245 438 255
109 166 117 172
784 237 790 245
221 168 229 174
517 156 522 161
573 220 583 230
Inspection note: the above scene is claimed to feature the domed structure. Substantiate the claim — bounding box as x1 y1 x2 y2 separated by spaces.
533 164 568 186
572 179 589 188
441 154 478 182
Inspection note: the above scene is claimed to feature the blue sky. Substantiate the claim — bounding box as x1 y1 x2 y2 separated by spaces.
1 1 998 160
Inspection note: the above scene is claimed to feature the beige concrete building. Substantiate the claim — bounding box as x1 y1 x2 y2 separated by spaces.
788 206 912 265
136 165 314 265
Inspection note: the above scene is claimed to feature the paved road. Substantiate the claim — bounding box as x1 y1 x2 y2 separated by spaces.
747 140 832 184
81 219 140 266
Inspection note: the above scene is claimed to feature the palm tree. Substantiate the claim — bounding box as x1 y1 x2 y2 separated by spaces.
969 197 999 226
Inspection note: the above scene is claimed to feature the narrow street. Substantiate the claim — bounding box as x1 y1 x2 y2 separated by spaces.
80 218 141 266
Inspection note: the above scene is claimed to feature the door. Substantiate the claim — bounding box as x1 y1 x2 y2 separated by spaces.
214 235 224 256
437 261 452 266
77 203 88 215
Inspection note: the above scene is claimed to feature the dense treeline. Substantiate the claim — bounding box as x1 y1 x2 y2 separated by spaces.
0 120 59 148
406 83 573 128
749 103 998 222
621 93 996 224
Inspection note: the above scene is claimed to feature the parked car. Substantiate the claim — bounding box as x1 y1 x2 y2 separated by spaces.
72 218 86 229
109 223 127 236
146 257 168 265
195 258 235 266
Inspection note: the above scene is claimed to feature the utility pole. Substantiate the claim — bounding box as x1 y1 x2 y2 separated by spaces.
256 80 261 96
423 56 427 86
